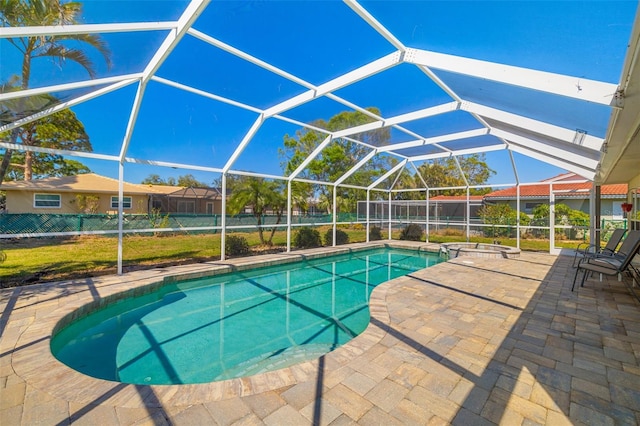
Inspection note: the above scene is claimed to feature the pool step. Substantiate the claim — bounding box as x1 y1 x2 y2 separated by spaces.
216 343 335 380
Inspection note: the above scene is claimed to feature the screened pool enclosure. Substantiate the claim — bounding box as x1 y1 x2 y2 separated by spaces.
1 0 639 276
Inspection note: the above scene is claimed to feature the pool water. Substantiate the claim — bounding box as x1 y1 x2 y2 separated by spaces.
51 248 442 385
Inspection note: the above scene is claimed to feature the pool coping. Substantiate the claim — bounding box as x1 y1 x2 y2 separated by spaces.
11 241 442 408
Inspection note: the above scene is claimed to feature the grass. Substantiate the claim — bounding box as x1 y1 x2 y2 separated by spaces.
0 225 581 287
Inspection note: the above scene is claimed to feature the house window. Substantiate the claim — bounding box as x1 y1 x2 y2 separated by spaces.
111 196 132 209
206 202 214 215
524 202 542 213
34 193 61 208
178 201 195 213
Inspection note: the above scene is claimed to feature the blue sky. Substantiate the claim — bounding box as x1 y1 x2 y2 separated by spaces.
1 0 637 188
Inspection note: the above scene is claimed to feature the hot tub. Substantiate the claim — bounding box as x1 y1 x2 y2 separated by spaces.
440 242 520 259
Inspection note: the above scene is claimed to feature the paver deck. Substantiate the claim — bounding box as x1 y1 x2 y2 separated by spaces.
1 243 639 425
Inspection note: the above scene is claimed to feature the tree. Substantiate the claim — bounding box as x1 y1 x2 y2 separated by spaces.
479 203 530 238
532 203 589 227
412 154 495 195
279 108 394 213
177 174 207 188
4 108 92 180
0 0 111 182
393 168 421 200
141 174 207 187
226 177 286 246
140 174 166 185
531 203 590 240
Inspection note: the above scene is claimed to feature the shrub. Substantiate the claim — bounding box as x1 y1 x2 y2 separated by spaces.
226 235 250 256
294 227 322 248
399 223 424 241
324 228 349 246
369 226 382 241
442 228 464 236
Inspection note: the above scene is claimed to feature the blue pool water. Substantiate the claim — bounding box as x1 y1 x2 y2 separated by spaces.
51 247 442 385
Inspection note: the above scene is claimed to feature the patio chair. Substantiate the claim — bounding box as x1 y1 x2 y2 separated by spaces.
572 230 640 292
572 228 626 267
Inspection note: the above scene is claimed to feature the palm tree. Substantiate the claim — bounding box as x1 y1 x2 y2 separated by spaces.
227 177 286 246
0 0 112 182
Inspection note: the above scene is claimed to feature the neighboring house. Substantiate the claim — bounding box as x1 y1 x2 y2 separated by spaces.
0 173 225 215
483 173 628 219
150 187 223 215
0 174 180 214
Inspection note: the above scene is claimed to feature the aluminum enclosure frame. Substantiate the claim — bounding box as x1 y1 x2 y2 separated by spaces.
0 0 629 273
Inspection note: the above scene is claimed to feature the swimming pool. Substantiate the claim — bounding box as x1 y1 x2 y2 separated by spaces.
51 247 442 385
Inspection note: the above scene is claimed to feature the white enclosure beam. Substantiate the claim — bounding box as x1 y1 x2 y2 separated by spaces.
0 142 118 161
411 59 507 149
334 150 378 186
508 149 520 185
410 161 429 189
406 48 618 106
187 27 473 171
124 157 223 173
188 29 313 90
344 0 406 50
221 173 228 260
188 27 424 149
389 163 406 191
378 128 488 153
385 101 460 127
366 189 371 242
274 114 379 151
331 101 460 140
490 128 599 169
141 0 210 82
409 143 506 162
119 83 146 161
462 102 605 151
222 115 265 172
388 192 392 240
516 183 521 249
508 144 596 180
368 159 407 190
0 73 143 101
288 136 333 180
151 76 263 114
121 0 211 164
0 79 138 133
392 188 426 193
227 169 286 181
0 22 177 38
332 187 337 246
453 156 469 186
263 51 402 118
293 177 335 187
287 181 292 252
340 183 369 191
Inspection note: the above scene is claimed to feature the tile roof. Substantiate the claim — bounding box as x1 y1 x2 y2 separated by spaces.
485 177 627 199
0 173 184 195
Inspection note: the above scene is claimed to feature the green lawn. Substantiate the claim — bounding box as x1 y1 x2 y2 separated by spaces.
0 226 581 287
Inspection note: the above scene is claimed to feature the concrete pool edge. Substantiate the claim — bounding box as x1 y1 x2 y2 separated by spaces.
11 241 441 408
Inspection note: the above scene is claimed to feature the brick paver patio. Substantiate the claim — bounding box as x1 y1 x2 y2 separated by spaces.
1 243 639 425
